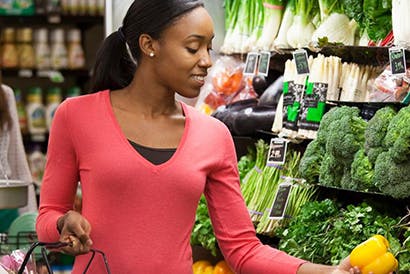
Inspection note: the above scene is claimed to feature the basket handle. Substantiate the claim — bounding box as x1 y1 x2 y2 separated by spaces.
17 242 111 274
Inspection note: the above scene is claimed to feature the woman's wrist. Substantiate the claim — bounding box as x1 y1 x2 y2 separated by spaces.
56 211 72 234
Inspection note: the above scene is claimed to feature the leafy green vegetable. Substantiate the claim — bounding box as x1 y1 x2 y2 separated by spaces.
342 0 364 28
363 0 392 42
191 196 218 256
278 199 401 265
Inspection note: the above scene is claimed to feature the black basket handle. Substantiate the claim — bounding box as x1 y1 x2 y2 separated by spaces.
17 241 111 274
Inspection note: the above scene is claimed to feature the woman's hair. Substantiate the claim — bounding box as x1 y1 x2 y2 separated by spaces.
0 72 11 133
90 0 204 92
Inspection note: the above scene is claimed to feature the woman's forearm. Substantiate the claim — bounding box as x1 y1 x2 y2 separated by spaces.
297 263 339 274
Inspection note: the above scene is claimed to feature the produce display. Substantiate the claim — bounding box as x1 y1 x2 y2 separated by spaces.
221 0 396 54
192 260 234 274
299 104 410 199
277 199 409 272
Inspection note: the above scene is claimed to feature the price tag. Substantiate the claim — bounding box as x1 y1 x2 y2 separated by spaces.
243 52 259 76
268 182 292 219
389 47 407 75
293 49 309 75
257 51 271 76
267 138 288 166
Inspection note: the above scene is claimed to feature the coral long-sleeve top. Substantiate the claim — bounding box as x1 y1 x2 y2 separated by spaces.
36 90 305 273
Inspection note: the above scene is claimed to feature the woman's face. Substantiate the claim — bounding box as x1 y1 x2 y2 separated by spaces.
153 7 214 98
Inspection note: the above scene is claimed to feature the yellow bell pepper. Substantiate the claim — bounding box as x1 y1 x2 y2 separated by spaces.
350 235 398 274
212 260 234 274
193 260 212 274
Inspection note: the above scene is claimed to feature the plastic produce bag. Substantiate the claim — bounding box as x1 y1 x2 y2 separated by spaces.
196 56 257 115
369 65 410 102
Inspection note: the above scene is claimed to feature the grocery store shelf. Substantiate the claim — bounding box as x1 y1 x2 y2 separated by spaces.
0 14 103 27
1 68 91 79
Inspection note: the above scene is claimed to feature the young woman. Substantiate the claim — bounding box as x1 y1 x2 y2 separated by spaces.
36 1 362 273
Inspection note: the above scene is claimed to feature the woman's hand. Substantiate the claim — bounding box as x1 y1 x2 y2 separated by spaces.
57 210 93 255
335 256 361 274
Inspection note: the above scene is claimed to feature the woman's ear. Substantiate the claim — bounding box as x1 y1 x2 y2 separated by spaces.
139 34 157 58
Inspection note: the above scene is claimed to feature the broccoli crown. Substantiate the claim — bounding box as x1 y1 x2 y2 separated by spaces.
366 147 384 165
384 106 410 148
350 148 376 192
364 106 396 155
390 125 410 164
319 153 344 187
326 114 367 164
316 106 360 145
374 151 410 199
299 139 325 184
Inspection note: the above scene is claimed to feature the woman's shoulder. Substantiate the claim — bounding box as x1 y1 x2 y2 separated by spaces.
183 103 231 138
59 90 107 110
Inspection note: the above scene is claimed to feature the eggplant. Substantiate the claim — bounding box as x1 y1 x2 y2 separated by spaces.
232 105 276 136
252 75 268 96
258 75 283 107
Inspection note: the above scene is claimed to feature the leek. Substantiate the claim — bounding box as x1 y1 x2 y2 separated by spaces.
286 0 319 48
255 0 286 51
273 0 296 49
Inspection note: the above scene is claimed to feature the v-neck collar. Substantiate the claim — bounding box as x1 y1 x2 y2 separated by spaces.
103 90 191 170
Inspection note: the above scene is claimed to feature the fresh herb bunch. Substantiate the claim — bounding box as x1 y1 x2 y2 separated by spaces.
278 199 401 265
191 196 218 256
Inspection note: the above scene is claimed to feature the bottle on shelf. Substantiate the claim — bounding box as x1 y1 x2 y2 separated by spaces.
45 87 62 130
26 87 47 140
67 28 85 69
17 28 36 69
0 28 19 68
50 28 68 70
14 88 28 135
27 143 47 188
34 28 51 70
47 0 62 14
97 0 104 16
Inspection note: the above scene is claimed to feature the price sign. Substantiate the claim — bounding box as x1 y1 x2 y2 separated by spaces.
269 182 292 219
389 47 407 75
258 51 271 76
293 49 309 75
267 138 288 166
244 52 259 76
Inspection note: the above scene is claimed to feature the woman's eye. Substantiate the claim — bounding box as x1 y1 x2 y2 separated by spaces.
186 47 198 54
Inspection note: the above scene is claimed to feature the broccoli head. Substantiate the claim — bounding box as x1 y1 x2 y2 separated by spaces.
316 106 361 146
326 113 367 164
374 151 410 199
389 112 410 164
319 153 343 187
364 106 396 163
299 139 325 184
350 148 376 192
384 106 410 149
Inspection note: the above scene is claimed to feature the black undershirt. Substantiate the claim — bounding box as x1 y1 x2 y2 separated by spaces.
128 140 176 165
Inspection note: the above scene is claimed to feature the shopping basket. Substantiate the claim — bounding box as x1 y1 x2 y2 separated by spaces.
15 241 111 274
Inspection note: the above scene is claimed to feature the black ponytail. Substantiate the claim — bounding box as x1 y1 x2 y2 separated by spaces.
90 0 204 92
90 31 136 92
